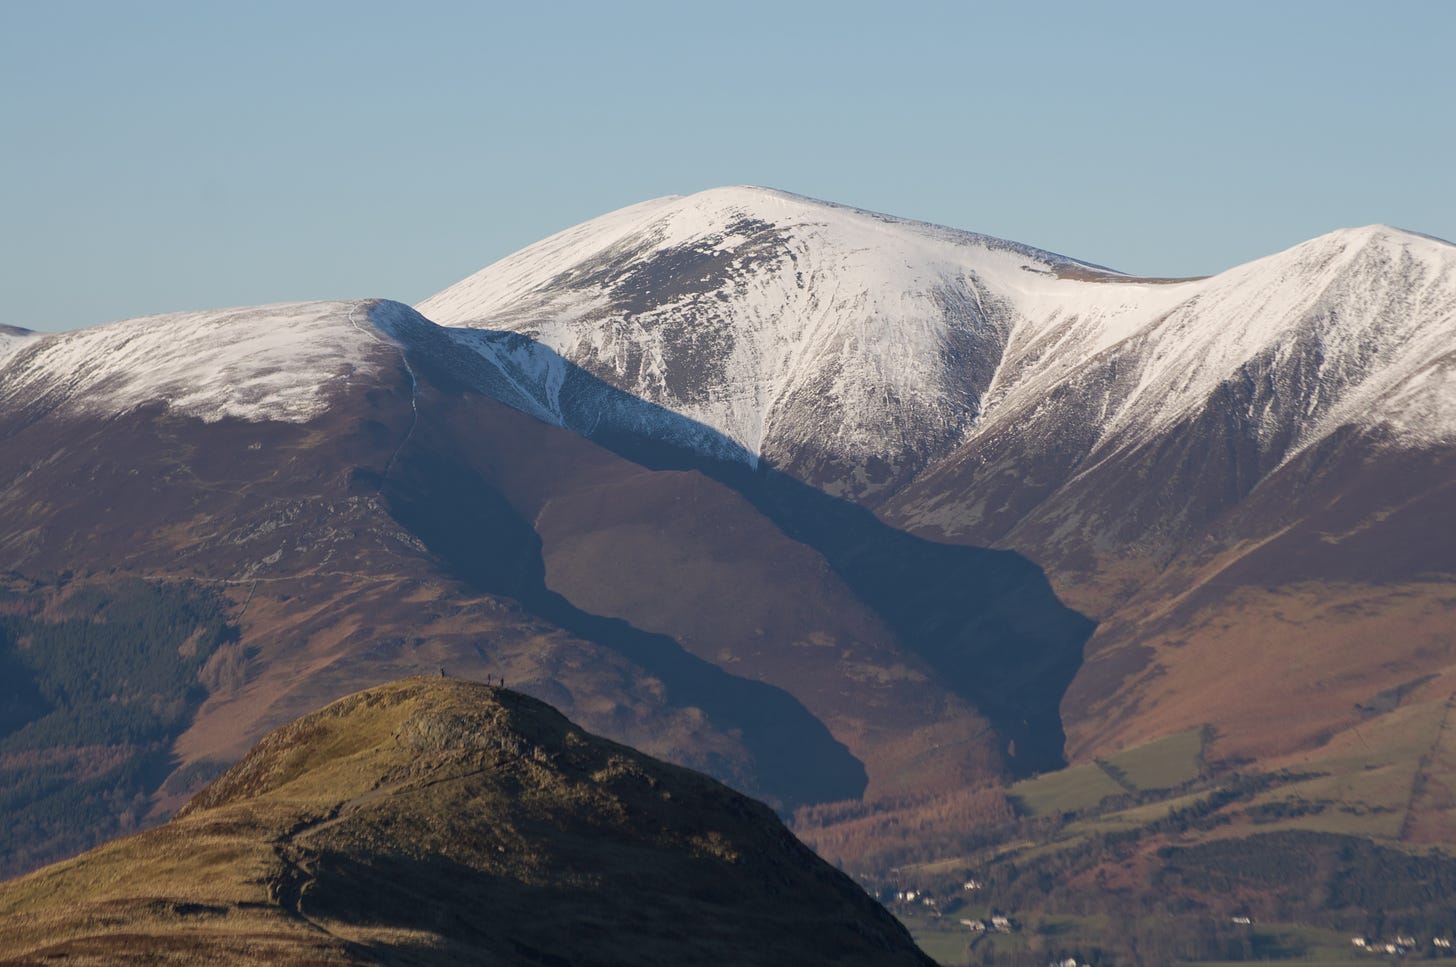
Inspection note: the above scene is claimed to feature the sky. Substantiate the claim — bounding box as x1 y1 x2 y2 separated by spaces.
2 1 1453 332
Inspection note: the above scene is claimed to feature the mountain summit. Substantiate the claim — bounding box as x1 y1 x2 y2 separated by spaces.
419 186 1109 496
420 189 1456 504
0 678 931 966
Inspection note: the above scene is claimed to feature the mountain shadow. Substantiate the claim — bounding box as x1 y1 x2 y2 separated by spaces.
376 383 868 810
378 303 1097 778
580 398 1096 777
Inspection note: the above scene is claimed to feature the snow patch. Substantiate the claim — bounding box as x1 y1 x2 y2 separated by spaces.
0 326 40 367
0 300 388 424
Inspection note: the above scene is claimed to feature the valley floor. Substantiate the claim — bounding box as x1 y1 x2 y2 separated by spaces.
795 718 1456 967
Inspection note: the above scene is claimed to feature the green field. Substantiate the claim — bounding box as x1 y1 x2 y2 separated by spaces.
1109 728 1205 789
1009 728 1206 817
1181 922 1366 965
906 911 1373 967
1008 761 1126 816
1071 789 1211 837
1232 700 1449 842
902 914 976 966
901 908 1083 964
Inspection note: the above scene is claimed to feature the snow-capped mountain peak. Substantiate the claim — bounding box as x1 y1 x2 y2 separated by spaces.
418 191 1456 501
419 187 1115 494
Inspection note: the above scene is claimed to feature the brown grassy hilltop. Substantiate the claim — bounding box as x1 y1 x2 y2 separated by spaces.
0 677 931 966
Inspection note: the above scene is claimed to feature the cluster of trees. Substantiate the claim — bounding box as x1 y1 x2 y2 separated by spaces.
0 578 238 876
1245 798 1331 823
793 785 1017 871
1160 831 1456 934
0 747 169 873
795 767 1305 883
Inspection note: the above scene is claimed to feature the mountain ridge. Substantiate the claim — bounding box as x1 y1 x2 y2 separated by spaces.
419 190 1456 509
2 189 1453 894
1 293 1095 876
410 193 1456 822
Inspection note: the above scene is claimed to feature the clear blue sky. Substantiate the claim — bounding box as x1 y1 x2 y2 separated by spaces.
3 1 1453 331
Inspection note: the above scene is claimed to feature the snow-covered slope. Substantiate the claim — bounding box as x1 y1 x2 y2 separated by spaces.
0 301 397 424
420 188 1456 501
0 325 38 367
419 187 1114 494
988 224 1456 457
8 189 1450 534
871 224 1456 568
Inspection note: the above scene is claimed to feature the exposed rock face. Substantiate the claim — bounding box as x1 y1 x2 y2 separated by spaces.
0 678 933 966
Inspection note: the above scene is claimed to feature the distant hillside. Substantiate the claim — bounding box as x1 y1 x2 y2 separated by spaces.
0 295 1081 876
3 187 1453 913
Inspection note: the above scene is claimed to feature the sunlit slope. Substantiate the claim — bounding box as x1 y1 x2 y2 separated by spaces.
0 678 933 966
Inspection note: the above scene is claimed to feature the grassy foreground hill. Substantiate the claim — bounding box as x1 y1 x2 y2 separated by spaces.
0 677 931 966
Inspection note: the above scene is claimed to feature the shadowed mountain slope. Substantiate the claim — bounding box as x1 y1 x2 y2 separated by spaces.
0 678 933 966
420 191 1456 783
0 297 1089 877
378 300 1095 779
